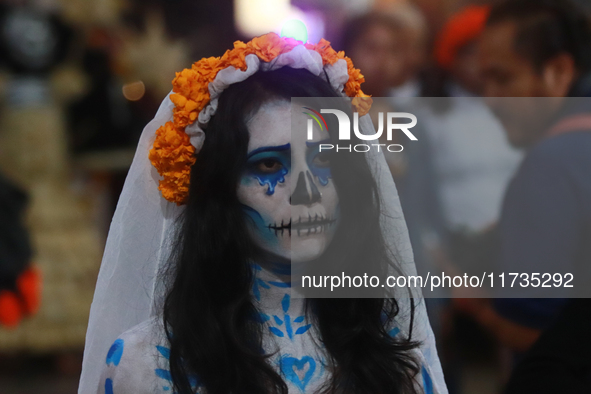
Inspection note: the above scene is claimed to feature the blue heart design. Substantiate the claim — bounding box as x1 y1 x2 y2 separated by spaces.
280 356 316 392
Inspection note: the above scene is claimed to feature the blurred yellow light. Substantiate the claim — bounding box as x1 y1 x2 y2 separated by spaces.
122 81 145 101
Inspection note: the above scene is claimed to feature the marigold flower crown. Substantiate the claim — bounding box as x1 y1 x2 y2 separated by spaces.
149 32 372 205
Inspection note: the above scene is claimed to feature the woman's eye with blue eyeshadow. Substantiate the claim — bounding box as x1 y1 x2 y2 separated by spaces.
252 158 284 174
311 151 331 168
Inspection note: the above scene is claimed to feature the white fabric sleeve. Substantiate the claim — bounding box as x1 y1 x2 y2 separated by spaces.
96 319 167 394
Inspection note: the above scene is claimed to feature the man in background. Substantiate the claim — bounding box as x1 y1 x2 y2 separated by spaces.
476 0 591 391
342 3 427 98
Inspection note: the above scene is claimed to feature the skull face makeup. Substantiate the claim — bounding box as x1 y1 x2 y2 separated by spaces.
238 99 340 263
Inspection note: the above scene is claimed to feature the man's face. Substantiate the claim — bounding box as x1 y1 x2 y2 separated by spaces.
479 20 564 148
237 100 339 264
479 21 550 98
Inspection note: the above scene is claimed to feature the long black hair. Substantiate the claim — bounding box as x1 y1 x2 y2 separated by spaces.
160 66 421 394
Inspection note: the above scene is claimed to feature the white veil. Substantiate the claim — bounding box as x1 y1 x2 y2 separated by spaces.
79 45 446 394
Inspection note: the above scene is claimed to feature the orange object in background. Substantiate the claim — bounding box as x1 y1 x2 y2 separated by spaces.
0 290 22 328
434 5 490 70
0 266 42 329
17 266 42 315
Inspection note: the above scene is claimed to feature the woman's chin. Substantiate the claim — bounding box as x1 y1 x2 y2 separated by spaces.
290 237 329 263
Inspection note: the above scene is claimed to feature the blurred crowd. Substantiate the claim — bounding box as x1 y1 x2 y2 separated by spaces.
348 1 591 393
0 0 590 393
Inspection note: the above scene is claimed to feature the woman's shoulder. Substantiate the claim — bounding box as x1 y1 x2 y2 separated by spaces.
98 318 174 394
116 317 166 351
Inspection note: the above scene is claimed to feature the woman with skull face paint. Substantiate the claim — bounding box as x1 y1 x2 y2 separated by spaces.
79 34 447 394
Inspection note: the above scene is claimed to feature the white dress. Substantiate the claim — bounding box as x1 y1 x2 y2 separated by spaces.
97 265 444 394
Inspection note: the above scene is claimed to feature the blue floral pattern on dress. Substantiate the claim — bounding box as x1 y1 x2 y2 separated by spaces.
101 262 439 394
106 339 124 366
266 294 312 340
252 264 290 301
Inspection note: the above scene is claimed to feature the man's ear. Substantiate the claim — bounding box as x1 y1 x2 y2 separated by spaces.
542 52 576 97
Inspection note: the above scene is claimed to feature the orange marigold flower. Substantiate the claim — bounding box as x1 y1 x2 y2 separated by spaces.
248 32 284 62
149 121 196 205
220 48 248 71
281 37 302 53
173 108 199 128
313 38 339 65
171 94 202 127
170 93 187 108
233 40 247 50
341 55 365 97
173 59 218 113
172 68 198 97
352 94 373 116
192 56 222 82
